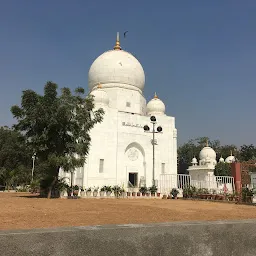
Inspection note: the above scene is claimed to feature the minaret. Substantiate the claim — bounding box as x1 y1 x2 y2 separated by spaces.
114 32 121 50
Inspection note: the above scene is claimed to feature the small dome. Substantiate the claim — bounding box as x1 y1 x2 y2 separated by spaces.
219 157 225 163
191 157 198 165
147 93 165 115
88 33 145 92
199 142 216 161
225 155 235 163
90 86 109 106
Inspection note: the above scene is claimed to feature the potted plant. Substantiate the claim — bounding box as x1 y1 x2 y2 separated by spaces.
162 193 167 199
67 186 72 197
73 185 79 197
127 191 131 197
217 192 225 200
242 187 253 204
234 191 240 202
120 188 126 198
197 188 204 199
100 186 106 197
93 186 99 197
55 179 68 198
112 185 121 198
171 188 179 199
211 189 217 200
80 187 85 198
139 186 148 196
105 186 112 197
227 193 234 201
149 185 157 197
183 186 189 199
86 187 92 197
190 186 197 198
157 192 161 197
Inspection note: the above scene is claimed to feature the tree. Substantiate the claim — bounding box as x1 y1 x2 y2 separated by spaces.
218 144 239 161
11 81 104 198
0 126 31 188
178 137 220 174
240 144 256 161
214 162 231 176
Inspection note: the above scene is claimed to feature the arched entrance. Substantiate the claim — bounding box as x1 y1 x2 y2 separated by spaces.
124 142 146 188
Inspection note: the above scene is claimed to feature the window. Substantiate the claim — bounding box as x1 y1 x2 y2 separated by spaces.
99 159 104 173
161 163 165 174
126 102 131 107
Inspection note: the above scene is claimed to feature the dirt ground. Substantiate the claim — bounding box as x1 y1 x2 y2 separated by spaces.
0 192 256 230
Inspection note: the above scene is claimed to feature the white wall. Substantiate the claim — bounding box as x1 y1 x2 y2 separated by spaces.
71 104 177 189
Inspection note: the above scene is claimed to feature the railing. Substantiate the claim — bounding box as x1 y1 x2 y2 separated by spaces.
159 174 235 194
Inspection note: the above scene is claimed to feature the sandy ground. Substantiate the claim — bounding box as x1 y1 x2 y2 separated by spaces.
0 192 256 230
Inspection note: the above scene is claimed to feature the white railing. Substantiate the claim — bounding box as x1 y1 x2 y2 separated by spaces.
159 174 190 194
159 174 235 194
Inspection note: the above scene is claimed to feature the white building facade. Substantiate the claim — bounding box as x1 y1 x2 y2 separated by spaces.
60 33 177 190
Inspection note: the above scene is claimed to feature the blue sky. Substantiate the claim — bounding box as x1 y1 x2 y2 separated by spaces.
0 0 256 146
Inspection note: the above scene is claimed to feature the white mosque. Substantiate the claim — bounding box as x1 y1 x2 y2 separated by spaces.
60 33 178 189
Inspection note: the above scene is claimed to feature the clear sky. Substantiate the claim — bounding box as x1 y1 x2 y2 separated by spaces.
0 0 256 146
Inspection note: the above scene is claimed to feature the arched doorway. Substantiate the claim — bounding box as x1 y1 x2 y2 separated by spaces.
124 142 146 188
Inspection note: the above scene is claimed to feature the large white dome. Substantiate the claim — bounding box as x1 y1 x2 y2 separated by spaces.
88 34 145 92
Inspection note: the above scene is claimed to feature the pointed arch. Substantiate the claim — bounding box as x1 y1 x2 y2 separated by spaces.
125 142 145 157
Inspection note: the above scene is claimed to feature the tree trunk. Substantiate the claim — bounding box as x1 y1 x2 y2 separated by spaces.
47 167 60 199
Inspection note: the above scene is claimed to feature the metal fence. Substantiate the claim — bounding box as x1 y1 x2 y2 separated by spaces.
159 174 234 194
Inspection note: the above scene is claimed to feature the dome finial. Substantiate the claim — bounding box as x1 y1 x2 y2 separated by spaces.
206 139 209 147
114 32 121 50
97 82 102 89
230 150 233 156
154 92 158 99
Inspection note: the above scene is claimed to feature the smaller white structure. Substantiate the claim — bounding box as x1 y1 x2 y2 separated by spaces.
187 141 233 192
225 151 236 163
219 156 225 163
187 141 217 189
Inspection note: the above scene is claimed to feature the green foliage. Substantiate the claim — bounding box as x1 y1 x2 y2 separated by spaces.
177 136 241 174
139 186 148 194
242 187 253 202
240 144 256 161
178 137 220 174
112 185 121 197
30 180 40 193
11 81 104 198
100 186 106 192
104 186 112 192
73 185 79 191
0 127 31 187
148 185 157 193
214 162 231 176
171 188 179 197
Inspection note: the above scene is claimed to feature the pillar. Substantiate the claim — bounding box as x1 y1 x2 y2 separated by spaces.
231 162 241 193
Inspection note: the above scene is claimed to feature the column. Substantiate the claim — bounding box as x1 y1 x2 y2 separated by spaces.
231 162 241 193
